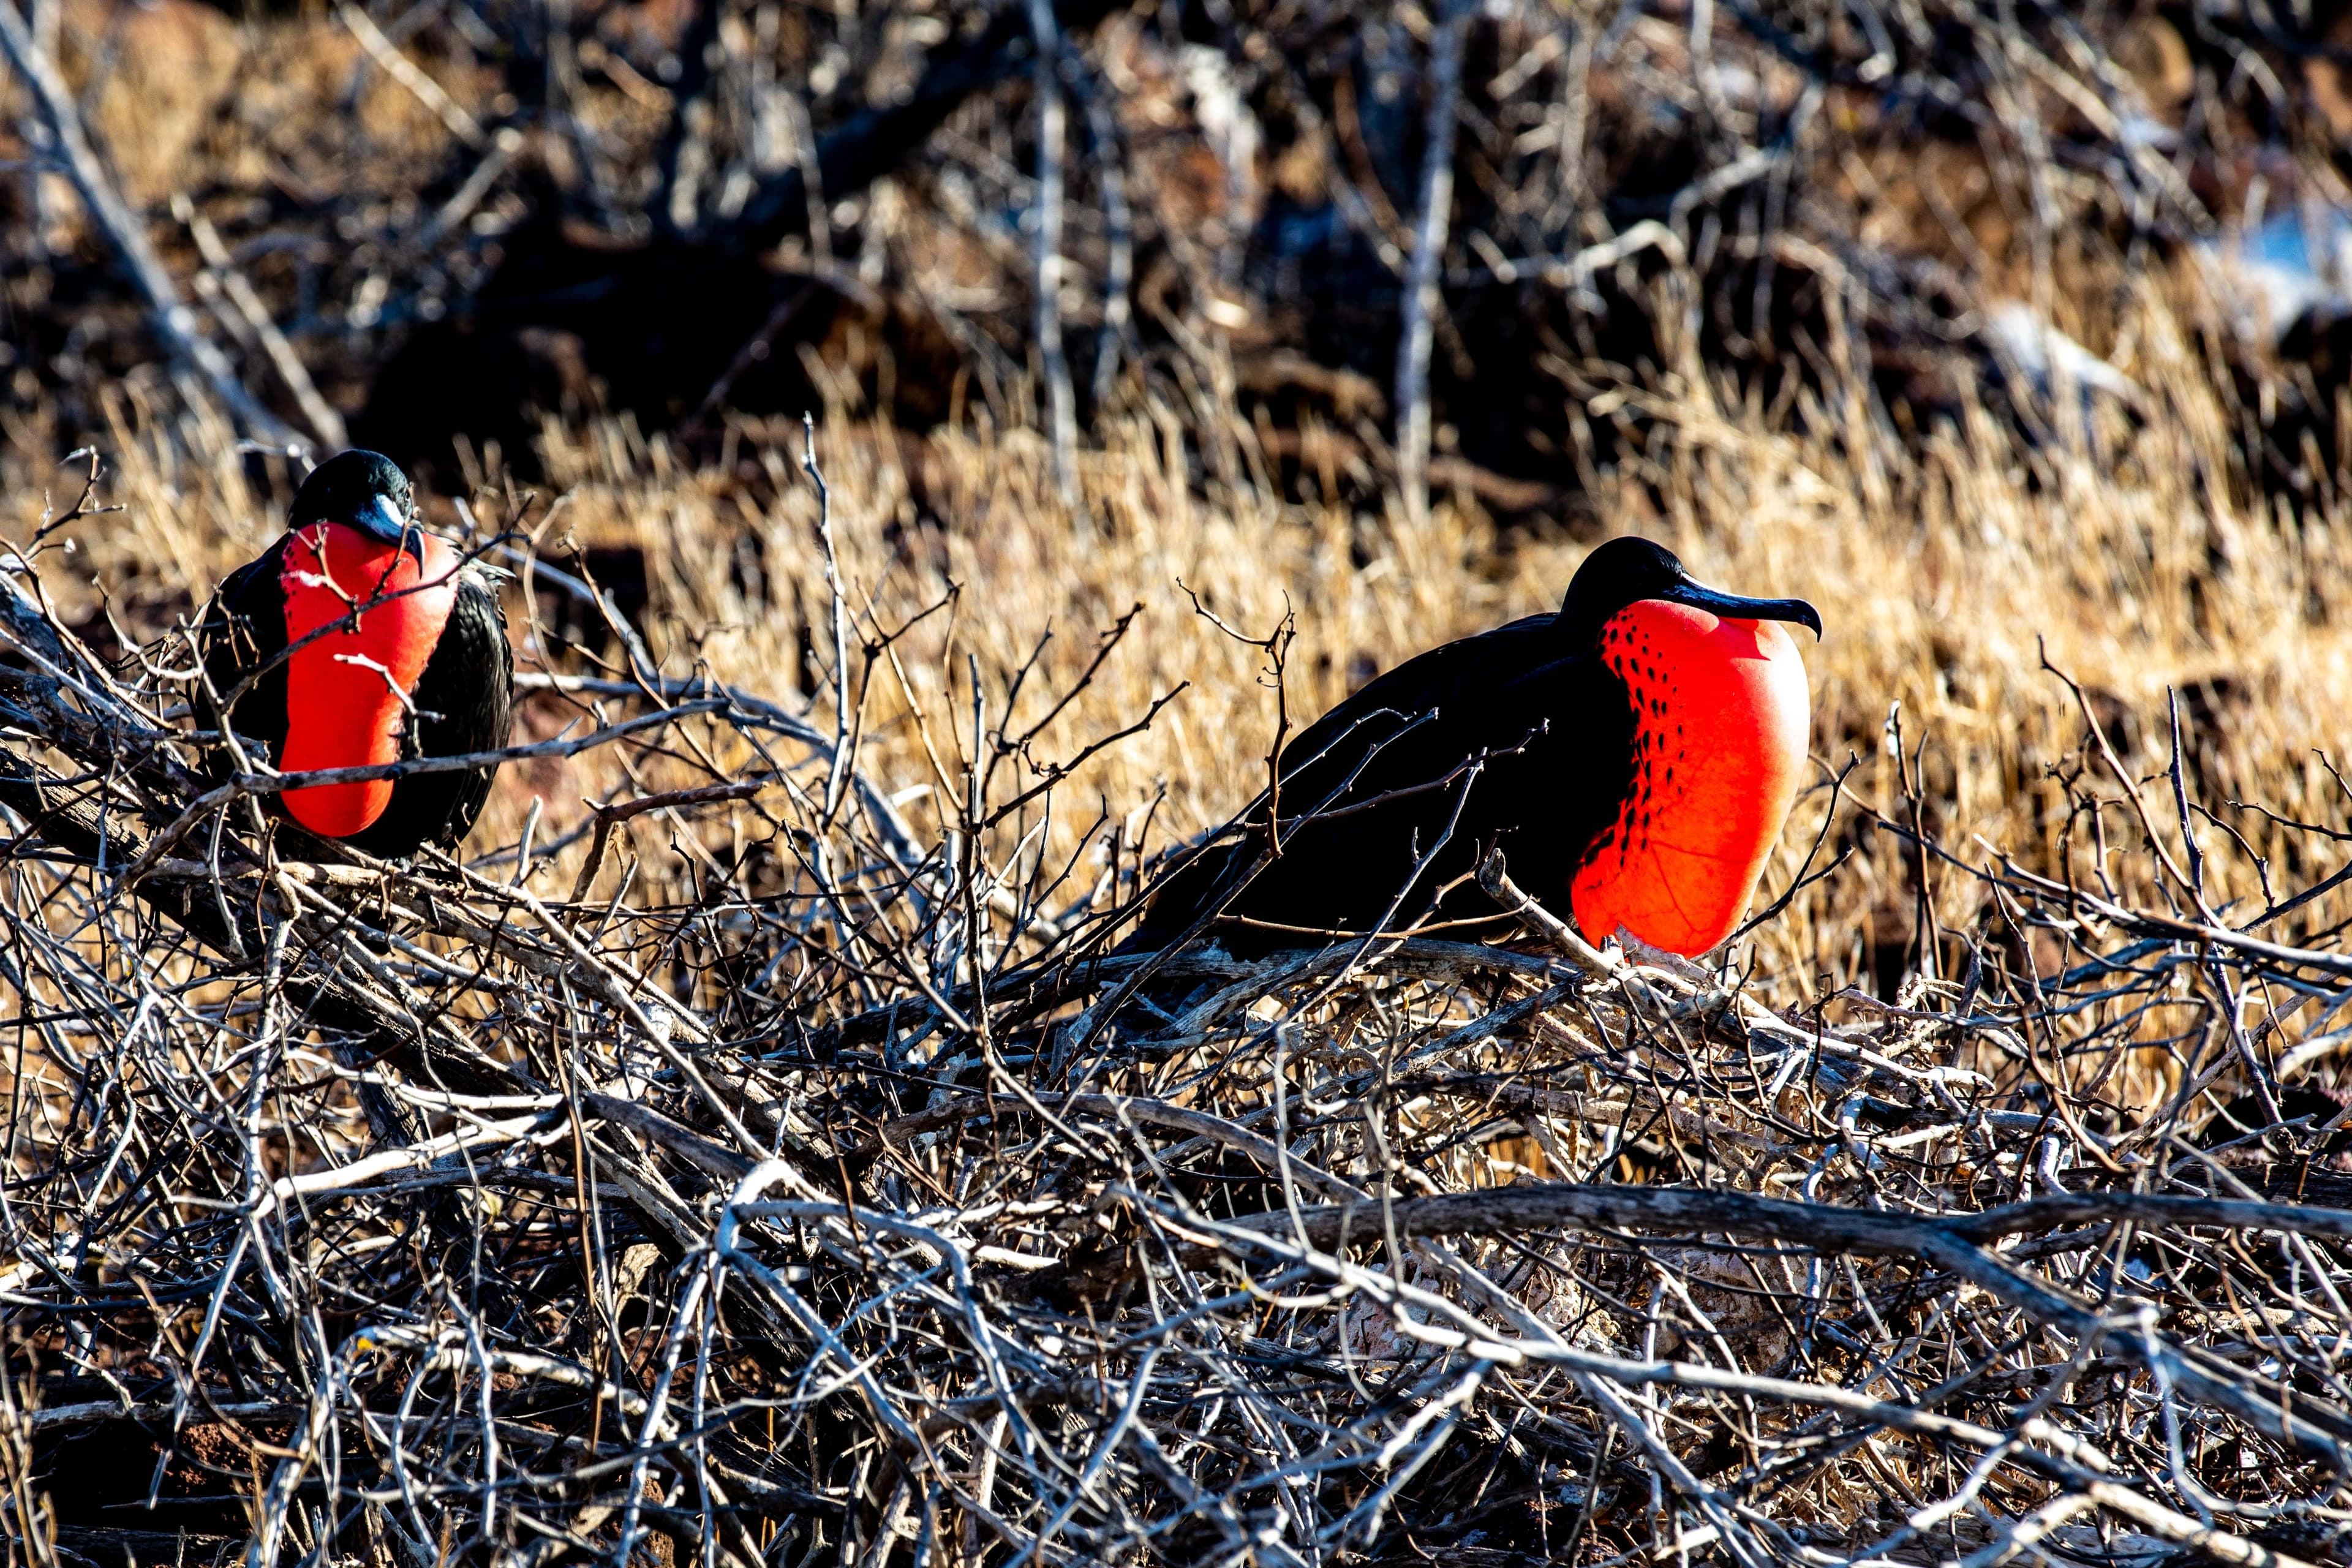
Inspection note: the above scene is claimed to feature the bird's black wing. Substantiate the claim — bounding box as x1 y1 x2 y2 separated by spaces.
1126 613 1633 955
193 538 292 779
349 566 513 857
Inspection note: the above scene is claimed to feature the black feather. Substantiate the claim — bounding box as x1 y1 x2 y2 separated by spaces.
195 537 294 778
195 548 511 858
1125 614 1633 956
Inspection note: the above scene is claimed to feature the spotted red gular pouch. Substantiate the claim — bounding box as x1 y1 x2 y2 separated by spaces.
196 450 514 859
275 520 459 836
1123 536 1820 960
1573 600 1811 955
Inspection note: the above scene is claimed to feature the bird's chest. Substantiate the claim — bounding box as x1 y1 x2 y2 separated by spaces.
1568 601 1811 955
275 524 458 837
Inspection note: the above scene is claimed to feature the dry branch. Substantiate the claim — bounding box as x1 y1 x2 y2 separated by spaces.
1025 0 1079 507
1395 0 1470 527
0 7 297 447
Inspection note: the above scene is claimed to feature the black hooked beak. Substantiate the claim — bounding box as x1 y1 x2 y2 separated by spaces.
350 492 427 564
1663 576 1823 639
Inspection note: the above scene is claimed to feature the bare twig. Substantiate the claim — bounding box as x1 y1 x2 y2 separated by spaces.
1025 0 1080 507
337 1 487 148
175 196 347 449
1395 0 1470 526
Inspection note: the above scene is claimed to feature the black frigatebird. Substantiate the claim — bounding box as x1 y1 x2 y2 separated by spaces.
1128 537 1822 959
196 450 514 858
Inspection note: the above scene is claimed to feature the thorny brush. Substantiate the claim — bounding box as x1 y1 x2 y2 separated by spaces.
3 381 2352 1566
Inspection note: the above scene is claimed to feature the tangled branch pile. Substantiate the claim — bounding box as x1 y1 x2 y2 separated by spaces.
0 456 2346 1567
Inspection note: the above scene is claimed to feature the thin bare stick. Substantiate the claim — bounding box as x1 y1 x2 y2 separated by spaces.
175 196 348 449
804 415 858 826
1024 0 1080 507
0 4 298 445
1395 0 1469 526
337 1 487 148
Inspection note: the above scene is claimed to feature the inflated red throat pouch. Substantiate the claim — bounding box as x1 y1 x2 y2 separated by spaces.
276 522 459 838
1569 600 1811 957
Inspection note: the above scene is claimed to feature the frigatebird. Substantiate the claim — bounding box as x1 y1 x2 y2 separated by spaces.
1128 537 1821 958
196 450 513 858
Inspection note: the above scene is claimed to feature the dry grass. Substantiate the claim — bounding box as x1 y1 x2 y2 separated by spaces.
25 257 2352 1056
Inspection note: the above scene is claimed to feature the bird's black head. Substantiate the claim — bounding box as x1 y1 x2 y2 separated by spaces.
288 450 421 560
1558 537 1822 650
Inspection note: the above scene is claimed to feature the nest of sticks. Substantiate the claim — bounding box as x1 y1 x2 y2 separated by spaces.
4 461 2352 1566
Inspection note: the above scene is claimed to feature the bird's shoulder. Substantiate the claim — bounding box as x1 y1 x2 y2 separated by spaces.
456 558 514 591
417 566 513 731
1280 612 1594 767
202 535 293 622
196 536 297 674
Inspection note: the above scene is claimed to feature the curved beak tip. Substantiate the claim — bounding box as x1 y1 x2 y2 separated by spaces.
353 494 425 562
1672 579 1823 640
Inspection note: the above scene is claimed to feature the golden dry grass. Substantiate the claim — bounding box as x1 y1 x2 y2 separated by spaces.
15 260 2352 1098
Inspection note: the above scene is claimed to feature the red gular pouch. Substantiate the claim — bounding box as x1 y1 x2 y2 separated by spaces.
1570 600 1812 957
276 522 459 838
